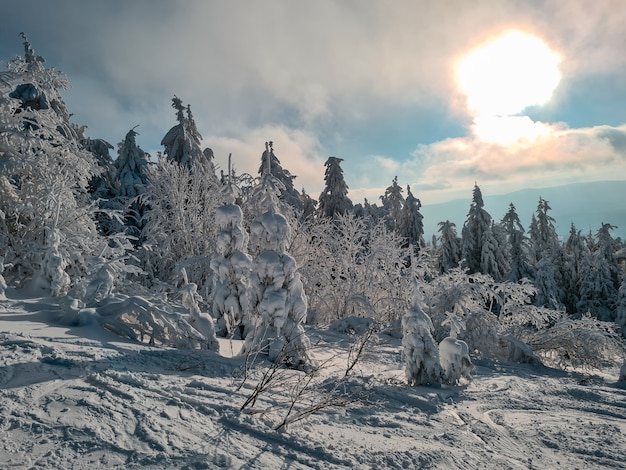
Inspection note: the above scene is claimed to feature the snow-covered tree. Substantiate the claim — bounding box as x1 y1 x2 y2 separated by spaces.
437 221 462 273
210 203 252 338
438 337 472 385
111 127 152 242
0 34 104 292
480 223 509 282
243 155 312 368
244 208 312 368
380 176 404 232
161 97 215 172
500 203 533 282
317 156 353 218
529 198 563 308
402 296 442 386
461 184 492 274
534 256 563 310
398 185 424 250
257 141 302 212
530 197 560 262
560 223 588 313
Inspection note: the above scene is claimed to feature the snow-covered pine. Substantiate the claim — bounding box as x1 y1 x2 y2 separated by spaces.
317 156 353 218
437 220 462 273
380 176 404 232
256 141 303 212
210 203 252 337
398 184 425 250
402 295 442 386
561 223 588 313
480 223 509 282
161 97 214 171
500 203 534 282
243 146 312 368
461 184 492 274
534 256 564 310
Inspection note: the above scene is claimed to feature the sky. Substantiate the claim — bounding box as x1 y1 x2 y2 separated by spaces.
1 0 626 206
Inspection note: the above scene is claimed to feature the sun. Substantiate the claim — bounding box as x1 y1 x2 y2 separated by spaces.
456 31 561 144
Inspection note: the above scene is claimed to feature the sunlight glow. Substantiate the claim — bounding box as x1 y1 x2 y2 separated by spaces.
457 31 561 145
472 116 553 146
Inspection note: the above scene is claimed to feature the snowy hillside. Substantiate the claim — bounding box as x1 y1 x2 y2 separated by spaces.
1 291 625 470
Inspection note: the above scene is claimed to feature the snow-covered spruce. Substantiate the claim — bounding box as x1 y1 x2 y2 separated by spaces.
244 210 312 368
402 302 441 386
210 204 252 338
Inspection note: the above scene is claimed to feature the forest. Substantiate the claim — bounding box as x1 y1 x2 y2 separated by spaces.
1 34 625 388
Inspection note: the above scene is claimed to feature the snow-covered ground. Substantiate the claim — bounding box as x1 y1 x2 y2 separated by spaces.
1 290 625 469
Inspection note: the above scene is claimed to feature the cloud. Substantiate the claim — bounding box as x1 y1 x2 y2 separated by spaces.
2 0 626 209
395 123 626 203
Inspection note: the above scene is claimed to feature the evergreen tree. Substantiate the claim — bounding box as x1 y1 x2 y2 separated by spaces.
317 156 353 218
500 203 533 281
257 141 303 212
161 97 214 172
402 300 442 386
244 181 312 368
210 203 252 338
561 223 588 313
461 184 492 274
114 127 152 242
534 256 563 310
398 185 424 250
530 197 560 261
299 188 317 220
480 223 509 282
437 220 462 273
529 198 563 307
115 128 151 198
380 176 404 232
576 224 619 321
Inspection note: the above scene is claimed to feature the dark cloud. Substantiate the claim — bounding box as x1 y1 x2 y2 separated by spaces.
598 128 626 153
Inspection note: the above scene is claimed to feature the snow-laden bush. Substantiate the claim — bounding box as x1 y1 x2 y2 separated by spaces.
523 312 624 370
402 303 441 386
294 213 411 324
0 256 7 300
74 295 215 350
439 337 472 385
181 277 218 352
141 157 222 290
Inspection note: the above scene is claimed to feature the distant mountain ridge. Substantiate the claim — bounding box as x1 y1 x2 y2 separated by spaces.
421 180 626 241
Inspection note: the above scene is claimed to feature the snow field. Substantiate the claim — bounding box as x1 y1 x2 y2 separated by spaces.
1 296 625 469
